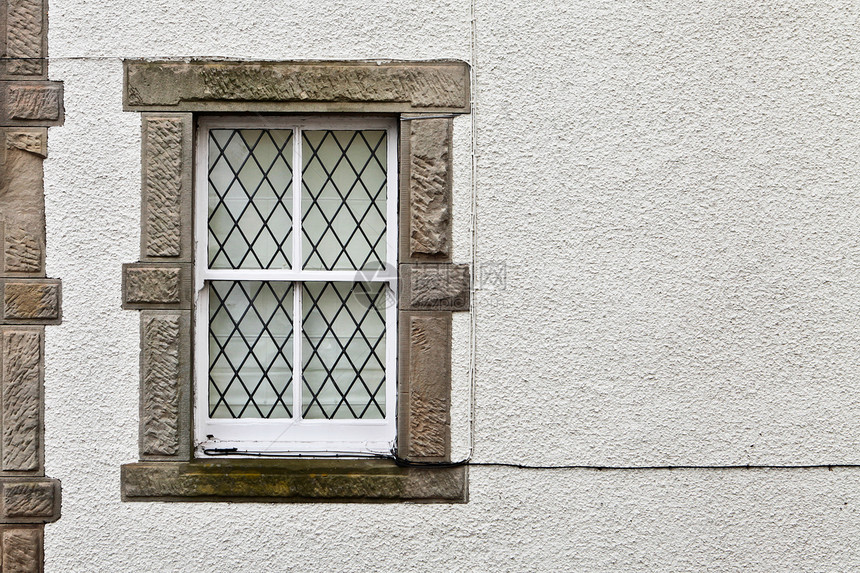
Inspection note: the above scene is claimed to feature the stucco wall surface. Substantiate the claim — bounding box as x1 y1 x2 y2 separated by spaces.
38 0 860 571
474 0 860 466
41 468 860 571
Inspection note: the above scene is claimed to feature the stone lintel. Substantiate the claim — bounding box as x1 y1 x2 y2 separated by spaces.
0 478 60 523
0 279 60 324
0 82 63 127
121 460 467 503
122 263 190 309
124 60 471 113
400 263 470 311
398 312 452 462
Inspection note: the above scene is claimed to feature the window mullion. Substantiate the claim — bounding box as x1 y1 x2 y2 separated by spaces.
292 125 302 274
292 126 303 421
292 282 302 421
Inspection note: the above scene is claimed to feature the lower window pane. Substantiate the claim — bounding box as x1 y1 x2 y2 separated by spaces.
302 282 387 420
208 281 293 418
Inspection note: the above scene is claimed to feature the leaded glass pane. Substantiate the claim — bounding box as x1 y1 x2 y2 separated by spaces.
208 129 293 269
209 281 293 418
302 282 387 419
301 130 387 270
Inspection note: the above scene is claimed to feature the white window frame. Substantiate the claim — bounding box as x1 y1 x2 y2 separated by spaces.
193 115 398 457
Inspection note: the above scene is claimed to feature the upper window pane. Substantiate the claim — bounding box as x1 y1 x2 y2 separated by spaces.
208 129 293 269
301 130 387 271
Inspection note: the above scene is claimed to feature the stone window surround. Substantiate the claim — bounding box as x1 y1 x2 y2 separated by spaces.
120 60 472 503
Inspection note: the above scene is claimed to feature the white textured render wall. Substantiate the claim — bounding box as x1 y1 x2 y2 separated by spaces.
40 0 860 571
474 0 860 466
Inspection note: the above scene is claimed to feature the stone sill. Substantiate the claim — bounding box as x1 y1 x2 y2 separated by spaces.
121 460 467 503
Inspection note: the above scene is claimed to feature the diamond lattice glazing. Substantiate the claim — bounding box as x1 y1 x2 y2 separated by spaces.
208 129 293 269
209 281 294 418
302 282 387 419
301 130 387 271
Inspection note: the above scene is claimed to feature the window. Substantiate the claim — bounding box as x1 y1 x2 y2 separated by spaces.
195 116 398 456
121 60 470 502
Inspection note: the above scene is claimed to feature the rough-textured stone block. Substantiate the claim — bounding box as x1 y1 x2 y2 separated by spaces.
1 128 47 275
4 132 45 157
1 330 40 471
142 116 185 258
124 60 471 113
400 313 451 460
121 460 466 502
5 0 43 76
2 281 59 320
1 480 57 519
1 527 41 572
141 314 181 456
125 267 180 304
401 263 470 311
3 226 40 275
408 118 452 258
6 85 59 120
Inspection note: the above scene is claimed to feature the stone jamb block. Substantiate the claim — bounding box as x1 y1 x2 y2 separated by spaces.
0 525 42 573
122 263 191 310
0 327 42 474
400 263 470 311
0 0 47 79
124 60 471 113
140 113 193 261
139 311 191 461
0 127 47 276
397 311 451 461
121 460 467 503
0 478 60 523
400 116 453 261
0 279 60 323
0 82 63 126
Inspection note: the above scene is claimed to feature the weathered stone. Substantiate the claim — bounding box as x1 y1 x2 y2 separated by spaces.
141 314 181 456
121 460 466 502
0 128 46 274
6 85 59 120
3 227 40 274
125 61 471 112
2 481 54 519
5 0 43 76
142 117 183 258
2 281 59 320
125 267 180 304
5 132 45 158
1 527 41 572
403 314 451 460
402 263 470 311
1 330 40 471
408 118 451 257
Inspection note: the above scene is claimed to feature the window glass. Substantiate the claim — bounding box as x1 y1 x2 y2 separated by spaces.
301 282 387 420
208 129 293 269
208 280 293 419
301 130 387 271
